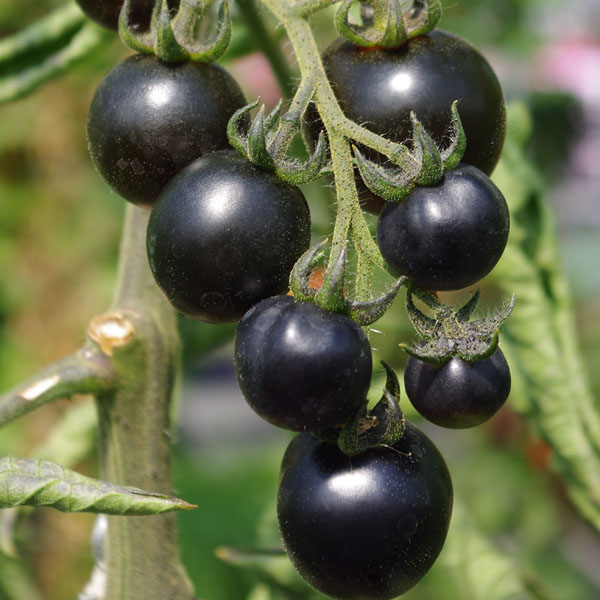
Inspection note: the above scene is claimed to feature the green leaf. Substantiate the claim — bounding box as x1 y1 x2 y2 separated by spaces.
434 499 556 600
0 4 84 71
489 102 600 531
0 457 196 515
0 23 112 104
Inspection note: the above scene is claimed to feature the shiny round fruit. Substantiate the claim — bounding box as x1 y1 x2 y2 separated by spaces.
376 164 509 291
278 423 453 600
321 30 506 176
235 295 372 432
404 348 511 429
87 54 246 206
147 151 311 323
75 0 179 32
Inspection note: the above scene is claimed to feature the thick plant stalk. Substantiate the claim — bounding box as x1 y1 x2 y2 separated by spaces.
94 205 195 600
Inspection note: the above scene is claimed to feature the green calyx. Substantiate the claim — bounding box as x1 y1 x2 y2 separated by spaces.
227 87 329 185
337 362 406 456
354 101 466 201
289 241 405 325
401 284 515 363
119 0 231 63
335 0 442 49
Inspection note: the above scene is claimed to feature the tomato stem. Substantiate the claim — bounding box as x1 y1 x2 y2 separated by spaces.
95 205 195 600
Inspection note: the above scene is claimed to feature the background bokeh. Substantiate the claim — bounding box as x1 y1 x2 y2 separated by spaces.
1 0 599 598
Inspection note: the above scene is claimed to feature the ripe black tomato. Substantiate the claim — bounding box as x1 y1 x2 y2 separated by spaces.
234 295 372 432
320 30 506 177
404 347 511 429
146 151 311 323
75 0 179 32
278 423 453 600
376 164 509 291
87 54 246 207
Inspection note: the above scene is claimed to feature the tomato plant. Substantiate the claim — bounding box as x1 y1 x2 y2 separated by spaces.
1 1 599 600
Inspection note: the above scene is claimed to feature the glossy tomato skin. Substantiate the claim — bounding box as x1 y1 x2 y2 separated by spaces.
87 54 246 207
147 151 311 323
376 164 509 291
404 348 511 429
76 0 180 32
278 423 453 600
235 295 372 432
321 30 506 176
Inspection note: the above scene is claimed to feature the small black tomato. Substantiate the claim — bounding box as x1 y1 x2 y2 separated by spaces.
234 295 372 432
278 423 453 600
376 164 510 291
404 347 512 429
87 54 246 207
146 151 311 323
320 30 506 177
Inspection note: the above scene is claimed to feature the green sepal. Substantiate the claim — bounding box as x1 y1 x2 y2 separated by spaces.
456 288 481 322
334 0 407 49
441 101 467 170
227 96 328 184
0 457 196 515
119 0 231 63
227 100 259 158
314 244 348 313
410 111 443 185
274 130 329 185
337 362 405 456
402 285 515 363
248 105 276 169
155 0 188 62
346 276 406 326
264 98 283 132
119 0 155 55
334 0 442 49
354 102 467 200
288 241 327 302
354 146 417 202
403 0 442 37
290 242 400 324
174 0 232 63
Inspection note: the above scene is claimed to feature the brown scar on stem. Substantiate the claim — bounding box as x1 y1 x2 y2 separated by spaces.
87 312 136 356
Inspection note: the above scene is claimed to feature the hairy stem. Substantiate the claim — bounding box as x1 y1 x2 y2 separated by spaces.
95 205 194 600
259 2 389 290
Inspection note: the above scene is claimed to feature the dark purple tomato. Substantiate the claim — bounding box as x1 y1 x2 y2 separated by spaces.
87 54 246 207
75 0 179 32
278 423 453 600
376 164 509 291
146 151 311 323
321 30 506 177
404 347 511 429
234 295 372 432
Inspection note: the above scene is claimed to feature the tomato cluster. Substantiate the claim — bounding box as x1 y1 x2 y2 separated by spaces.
84 6 511 599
